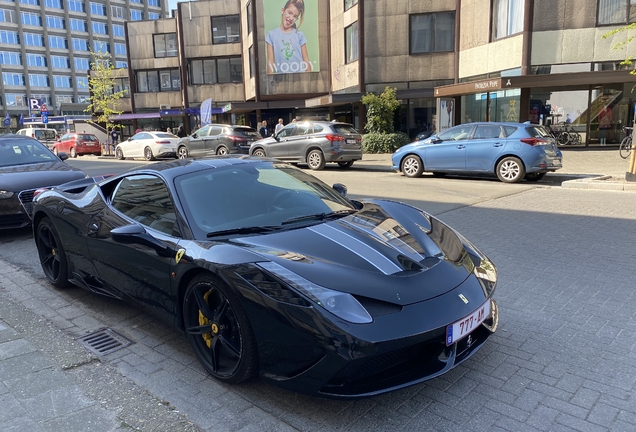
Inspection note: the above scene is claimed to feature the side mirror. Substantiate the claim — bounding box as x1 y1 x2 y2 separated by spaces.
192 133 198 138
332 183 347 197
57 152 69 161
111 224 175 258
127 137 132 141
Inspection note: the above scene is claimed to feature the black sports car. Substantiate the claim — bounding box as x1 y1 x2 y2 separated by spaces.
0 134 86 230
32 156 499 398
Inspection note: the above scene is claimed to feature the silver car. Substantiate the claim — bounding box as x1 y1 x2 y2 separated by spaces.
249 121 362 170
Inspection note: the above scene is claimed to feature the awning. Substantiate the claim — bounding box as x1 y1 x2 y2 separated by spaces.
111 112 161 120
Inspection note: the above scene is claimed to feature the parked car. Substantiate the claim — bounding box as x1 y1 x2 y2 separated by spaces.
177 124 261 159
115 131 178 161
249 121 362 170
16 128 59 149
53 132 101 157
0 135 86 229
32 156 498 398
391 122 563 183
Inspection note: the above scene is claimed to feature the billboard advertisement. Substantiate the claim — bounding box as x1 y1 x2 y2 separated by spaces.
263 0 320 74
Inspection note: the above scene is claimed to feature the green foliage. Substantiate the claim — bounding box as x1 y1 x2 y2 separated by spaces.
84 50 126 132
362 132 411 154
602 24 636 74
361 87 400 134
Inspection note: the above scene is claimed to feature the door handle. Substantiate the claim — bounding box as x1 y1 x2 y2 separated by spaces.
493 143 503 147
88 222 99 234
456 145 466 149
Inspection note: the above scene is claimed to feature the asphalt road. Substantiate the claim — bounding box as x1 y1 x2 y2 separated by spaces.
1 156 635 431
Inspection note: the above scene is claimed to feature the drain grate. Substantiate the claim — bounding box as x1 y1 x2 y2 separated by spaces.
77 328 132 356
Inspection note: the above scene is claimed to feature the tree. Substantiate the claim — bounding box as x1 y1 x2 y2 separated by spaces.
601 24 636 73
361 86 400 134
84 49 127 145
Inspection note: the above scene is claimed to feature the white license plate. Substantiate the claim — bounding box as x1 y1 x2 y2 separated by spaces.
86 143 96 146
346 139 357 144
446 300 490 346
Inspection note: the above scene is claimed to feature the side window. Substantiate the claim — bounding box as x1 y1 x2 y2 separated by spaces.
111 175 178 236
313 124 323 133
294 124 311 135
474 125 502 139
195 126 210 137
278 125 296 138
438 125 472 141
209 126 222 136
503 126 518 137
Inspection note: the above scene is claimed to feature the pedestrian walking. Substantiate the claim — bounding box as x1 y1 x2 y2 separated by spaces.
275 118 285 134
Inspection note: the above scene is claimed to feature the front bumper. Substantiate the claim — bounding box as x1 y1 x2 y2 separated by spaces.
0 196 31 229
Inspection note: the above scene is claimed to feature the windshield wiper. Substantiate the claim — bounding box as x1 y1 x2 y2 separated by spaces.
206 225 281 238
281 209 356 225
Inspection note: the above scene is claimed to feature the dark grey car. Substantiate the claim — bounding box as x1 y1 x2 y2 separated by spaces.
249 121 362 170
177 124 261 159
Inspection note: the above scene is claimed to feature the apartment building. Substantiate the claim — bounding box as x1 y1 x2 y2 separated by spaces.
0 0 166 130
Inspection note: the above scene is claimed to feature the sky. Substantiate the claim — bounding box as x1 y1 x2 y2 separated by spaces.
167 0 179 14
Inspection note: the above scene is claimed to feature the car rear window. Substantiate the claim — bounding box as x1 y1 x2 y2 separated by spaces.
154 133 178 138
78 134 98 141
233 127 260 138
331 124 358 134
525 126 550 138
35 130 57 140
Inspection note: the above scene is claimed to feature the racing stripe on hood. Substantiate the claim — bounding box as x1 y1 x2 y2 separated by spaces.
308 224 403 275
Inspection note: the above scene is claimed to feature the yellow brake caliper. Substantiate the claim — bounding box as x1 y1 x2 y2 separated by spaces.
198 291 218 348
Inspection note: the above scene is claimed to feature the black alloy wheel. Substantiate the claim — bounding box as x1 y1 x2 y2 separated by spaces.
183 275 257 383
35 217 70 288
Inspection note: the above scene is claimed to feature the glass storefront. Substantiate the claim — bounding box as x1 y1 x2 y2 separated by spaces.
461 88 521 124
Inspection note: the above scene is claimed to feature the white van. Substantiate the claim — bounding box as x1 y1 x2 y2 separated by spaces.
16 128 59 149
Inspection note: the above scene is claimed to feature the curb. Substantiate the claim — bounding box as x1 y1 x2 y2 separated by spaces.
561 175 636 192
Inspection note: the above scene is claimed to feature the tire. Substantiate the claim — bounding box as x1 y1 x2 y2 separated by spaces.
557 132 569 146
496 156 526 183
252 148 266 158
35 217 70 288
144 146 155 161
337 161 354 169
620 137 632 159
524 172 546 182
183 274 258 384
70 147 77 158
401 155 424 178
216 146 229 155
177 146 189 159
53 148 59 156
115 147 125 160
307 149 326 170
573 133 582 145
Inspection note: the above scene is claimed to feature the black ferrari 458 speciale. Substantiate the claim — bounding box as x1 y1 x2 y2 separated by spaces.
32 156 499 398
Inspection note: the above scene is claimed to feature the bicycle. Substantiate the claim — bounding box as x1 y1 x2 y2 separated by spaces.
620 126 633 159
556 123 581 145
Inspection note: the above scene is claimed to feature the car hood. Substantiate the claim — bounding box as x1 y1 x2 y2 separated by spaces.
231 200 477 306
0 161 86 192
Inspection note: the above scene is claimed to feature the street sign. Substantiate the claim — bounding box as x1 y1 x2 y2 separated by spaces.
42 113 49 124
40 103 49 113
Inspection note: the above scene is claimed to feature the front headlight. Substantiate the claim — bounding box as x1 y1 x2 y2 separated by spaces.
257 262 373 324
0 190 15 199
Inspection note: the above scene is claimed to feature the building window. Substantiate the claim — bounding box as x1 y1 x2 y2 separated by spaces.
53 75 72 88
48 35 67 49
56 95 74 105
69 18 87 31
154 33 177 57
5 94 27 106
136 69 180 92
44 0 62 8
246 2 253 35
148 0 159 6
46 15 64 28
598 0 636 25
114 42 126 55
89 2 106 15
410 12 455 53
67 0 85 12
24 33 44 47
0 51 21 65
74 57 89 71
345 0 358 11
189 57 243 84
92 21 107 35
212 15 240 44
114 77 130 96
0 9 17 23
249 45 254 78
111 5 124 18
19 0 39 5
149 12 160 20
130 9 143 20
345 22 358 63
2 72 25 86
129 0 141 3
72 38 89 51
76 76 88 89
32 94 52 105
21 11 41 26
26 53 46 66
0 30 19 44
29 74 49 87
93 40 109 52
50 55 69 68
113 24 125 37
115 60 128 68
492 0 524 40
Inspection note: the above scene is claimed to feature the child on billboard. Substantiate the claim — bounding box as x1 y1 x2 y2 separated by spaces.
266 0 312 74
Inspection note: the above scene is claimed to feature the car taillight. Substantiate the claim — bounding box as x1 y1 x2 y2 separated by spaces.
520 138 548 146
155 140 172 144
228 136 246 143
325 134 345 142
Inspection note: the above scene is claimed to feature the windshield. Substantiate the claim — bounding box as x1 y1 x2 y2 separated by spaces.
175 162 356 239
0 139 57 167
